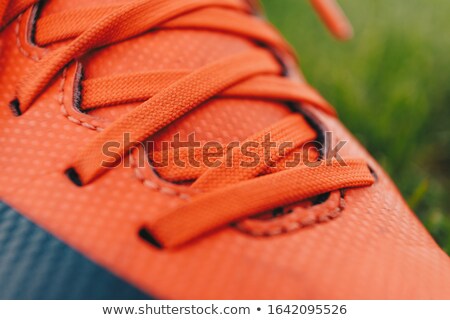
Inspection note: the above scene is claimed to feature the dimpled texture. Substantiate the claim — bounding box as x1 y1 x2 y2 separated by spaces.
85 29 292 144
1 1 450 299
0 201 150 299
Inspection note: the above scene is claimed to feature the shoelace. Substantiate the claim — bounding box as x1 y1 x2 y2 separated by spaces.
1 0 373 248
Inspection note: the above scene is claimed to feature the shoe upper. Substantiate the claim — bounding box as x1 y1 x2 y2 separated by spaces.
1 0 450 299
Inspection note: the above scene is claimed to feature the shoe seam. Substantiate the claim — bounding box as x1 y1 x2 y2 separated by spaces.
15 13 41 61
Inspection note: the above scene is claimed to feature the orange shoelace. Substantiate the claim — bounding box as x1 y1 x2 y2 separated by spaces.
1 0 373 248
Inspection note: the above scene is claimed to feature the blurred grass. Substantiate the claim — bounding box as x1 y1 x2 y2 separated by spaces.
260 0 450 252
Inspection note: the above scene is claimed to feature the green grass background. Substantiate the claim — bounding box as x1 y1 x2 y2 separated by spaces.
260 0 450 252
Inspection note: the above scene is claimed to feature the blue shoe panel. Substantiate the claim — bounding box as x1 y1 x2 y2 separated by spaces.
0 201 152 299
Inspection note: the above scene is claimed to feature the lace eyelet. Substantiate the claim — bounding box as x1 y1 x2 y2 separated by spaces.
368 165 379 183
9 98 22 117
65 167 83 187
138 227 163 250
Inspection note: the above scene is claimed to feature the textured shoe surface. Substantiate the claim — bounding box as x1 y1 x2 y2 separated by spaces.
1 0 450 299
0 202 150 299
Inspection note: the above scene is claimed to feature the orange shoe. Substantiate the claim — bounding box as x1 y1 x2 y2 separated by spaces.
1 0 449 299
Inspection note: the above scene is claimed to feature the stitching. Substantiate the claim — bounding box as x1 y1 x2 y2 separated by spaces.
129 155 191 200
58 67 189 199
235 191 346 237
15 14 41 62
58 68 104 132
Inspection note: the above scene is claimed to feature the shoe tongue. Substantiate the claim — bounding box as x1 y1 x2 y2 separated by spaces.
42 0 298 145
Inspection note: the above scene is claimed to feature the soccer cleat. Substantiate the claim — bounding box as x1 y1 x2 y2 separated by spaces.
0 0 449 299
